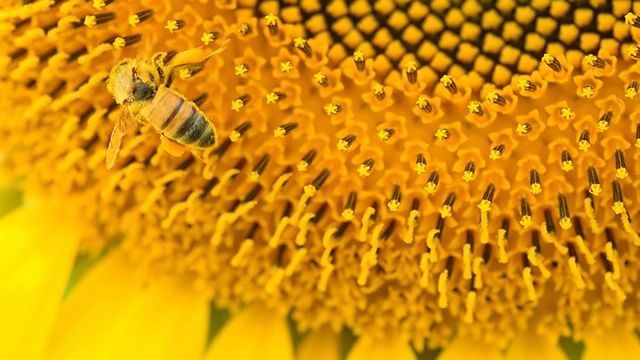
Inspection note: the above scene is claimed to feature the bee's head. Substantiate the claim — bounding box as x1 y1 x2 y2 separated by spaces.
107 59 155 105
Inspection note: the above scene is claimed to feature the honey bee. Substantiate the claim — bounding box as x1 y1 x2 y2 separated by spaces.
105 39 229 169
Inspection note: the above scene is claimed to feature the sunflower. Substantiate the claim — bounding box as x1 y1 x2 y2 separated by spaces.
1 0 640 359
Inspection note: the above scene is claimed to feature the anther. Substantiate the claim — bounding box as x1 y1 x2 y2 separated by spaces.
372 84 385 100
238 23 251 35
92 0 113 9
379 220 396 241
560 107 574 120
520 197 533 228
486 91 506 106
84 12 116 27
201 31 220 45
249 154 270 180
467 101 484 116
424 171 439 194
440 75 457 94
573 217 595 265
434 128 450 140
478 183 496 212
614 149 628 179
581 85 595 98
264 14 278 35
324 103 341 116
353 50 365 71
542 209 569 254
558 193 572 230
404 61 418 84
515 122 532 136
342 191 357 220
358 203 377 242
305 169 330 196
561 150 574 172
297 149 316 172
529 169 542 195
280 61 293 73
612 180 625 215
600 253 626 301
626 81 639 99
544 209 556 235
128 9 153 27
387 184 402 212
243 184 262 203
463 231 474 279
357 158 374 177
585 54 606 68
294 37 312 57
440 192 456 218
478 183 494 244
231 94 250 111
313 72 328 86
489 144 505 160
604 228 621 280
229 121 251 142
566 243 586 288
585 166 601 196
337 134 356 151
517 78 537 92
414 153 427 174
542 53 562 72
497 219 509 263
636 124 640 148
164 19 185 33
377 128 395 141
266 91 287 104
462 161 476 182
597 111 613 132
274 122 297 138
404 199 421 244
437 257 454 308
578 130 590 152
234 64 249 76
416 96 432 112
628 45 640 60
625 12 640 28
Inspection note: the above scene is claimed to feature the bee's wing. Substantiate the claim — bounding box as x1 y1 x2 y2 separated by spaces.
105 107 137 170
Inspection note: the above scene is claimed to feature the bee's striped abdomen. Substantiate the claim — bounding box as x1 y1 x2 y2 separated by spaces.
174 108 216 147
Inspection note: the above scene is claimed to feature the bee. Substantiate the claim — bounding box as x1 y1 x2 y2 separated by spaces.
105 39 230 169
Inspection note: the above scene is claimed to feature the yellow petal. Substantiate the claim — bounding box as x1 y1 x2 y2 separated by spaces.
438 335 504 360
0 183 21 218
46 250 208 360
506 329 568 360
583 320 640 360
347 334 416 360
204 304 294 360
0 201 80 360
297 326 340 360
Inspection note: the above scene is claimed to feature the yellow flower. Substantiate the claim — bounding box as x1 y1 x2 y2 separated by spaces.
1 1 640 359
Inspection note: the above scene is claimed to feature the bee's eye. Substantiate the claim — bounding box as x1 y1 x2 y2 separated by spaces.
132 82 154 101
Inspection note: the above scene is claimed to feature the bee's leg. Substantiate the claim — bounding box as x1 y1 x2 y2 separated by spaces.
151 53 167 84
160 136 186 157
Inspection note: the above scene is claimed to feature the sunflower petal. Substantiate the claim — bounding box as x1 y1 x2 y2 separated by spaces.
0 202 80 360
204 304 294 360
437 335 504 360
506 329 568 360
45 250 208 360
583 321 640 360
297 326 340 360
347 334 416 360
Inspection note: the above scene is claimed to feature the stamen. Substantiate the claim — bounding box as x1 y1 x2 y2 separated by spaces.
419 253 431 288
304 169 330 196
297 149 316 172
325 103 342 116
342 191 357 220
264 14 278 35
372 83 386 100
434 128 450 140
238 23 251 35
265 267 284 294
164 19 185 33
600 254 626 301
317 264 334 292
561 150 574 172
440 75 457 94
497 219 509 263
463 231 474 279
358 204 377 242
266 169 293 203
486 91 506 106
566 243 586 289
625 81 639 99
92 0 113 10
557 193 572 230
573 217 595 265
625 12 640 28
530 169 542 195
295 213 316 246
424 170 440 195
597 111 613 132
515 122 532 136
201 31 220 45
211 188 260 246
191 93 208 107
353 50 365 71
357 158 374 177
489 144 505 160
280 61 293 73
231 94 250 111
636 124 640 148
404 199 420 244
249 154 270 180
416 96 432 112
377 128 395 141
269 204 292 248
517 78 537 92
234 64 249 76
462 161 476 182
414 153 427 174
379 219 396 241
578 130 590 152
313 72 328 86
542 53 562 72
427 217 445 263
84 12 116 27
584 54 606 68
584 191 602 234
560 107 574 120
404 61 418 84
387 184 402 212
604 228 621 280
522 263 537 301
273 122 297 137
611 180 625 215
467 101 484 116
437 257 454 308
478 183 495 244
581 84 596 98
587 166 601 196
440 192 456 218
627 45 640 60
464 284 477 323
614 149 628 179
294 37 312 57
128 9 153 27
231 239 254 267
229 121 251 142
266 91 287 104
542 209 568 254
